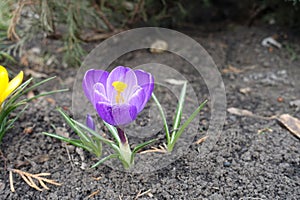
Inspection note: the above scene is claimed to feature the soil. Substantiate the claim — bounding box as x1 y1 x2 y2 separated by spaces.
0 25 300 199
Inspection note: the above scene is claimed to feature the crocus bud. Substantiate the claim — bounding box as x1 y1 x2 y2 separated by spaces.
86 114 95 131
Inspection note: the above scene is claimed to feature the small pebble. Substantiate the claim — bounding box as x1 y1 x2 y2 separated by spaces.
223 161 231 167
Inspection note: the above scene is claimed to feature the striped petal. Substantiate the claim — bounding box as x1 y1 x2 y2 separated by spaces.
95 102 137 126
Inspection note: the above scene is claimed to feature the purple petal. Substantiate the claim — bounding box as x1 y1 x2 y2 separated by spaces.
96 102 137 126
128 87 146 112
122 70 138 102
95 102 115 125
112 104 137 126
134 69 154 106
86 114 95 131
106 66 138 103
94 83 109 106
82 69 109 104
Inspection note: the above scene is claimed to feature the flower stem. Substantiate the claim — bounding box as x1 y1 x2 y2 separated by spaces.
117 128 133 169
117 127 127 144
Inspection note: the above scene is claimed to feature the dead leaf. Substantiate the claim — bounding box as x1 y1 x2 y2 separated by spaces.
227 107 255 117
46 98 56 105
222 65 243 74
24 69 48 78
195 136 208 144
227 107 276 120
23 126 35 134
277 114 300 139
165 79 186 85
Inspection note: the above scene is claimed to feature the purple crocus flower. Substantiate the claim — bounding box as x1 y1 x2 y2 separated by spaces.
82 66 154 127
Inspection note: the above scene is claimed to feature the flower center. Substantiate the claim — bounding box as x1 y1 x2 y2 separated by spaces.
112 81 127 103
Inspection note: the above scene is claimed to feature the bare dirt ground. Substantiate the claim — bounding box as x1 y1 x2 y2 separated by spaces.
0 25 299 199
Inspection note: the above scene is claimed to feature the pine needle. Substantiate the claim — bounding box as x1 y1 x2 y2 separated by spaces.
9 168 61 192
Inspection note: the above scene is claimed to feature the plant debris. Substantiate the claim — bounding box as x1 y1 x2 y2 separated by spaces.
228 107 300 139
261 37 282 48
195 136 208 144
277 114 300 139
139 144 168 154
85 189 100 199
9 168 61 192
134 189 153 199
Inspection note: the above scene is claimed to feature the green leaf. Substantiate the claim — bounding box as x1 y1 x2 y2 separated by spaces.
6 104 28 131
132 138 157 154
168 99 208 152
131 138 157 163
57 108 92 144
103 121 120 146
22 76 56 94
0 52 16 63
72 119 120 153
42 132 90 150
152 93 170 144
171 81 187 143
91 154 119 168
26 89 68 102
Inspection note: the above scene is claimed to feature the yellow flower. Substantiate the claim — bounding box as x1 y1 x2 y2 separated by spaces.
0 65 23 105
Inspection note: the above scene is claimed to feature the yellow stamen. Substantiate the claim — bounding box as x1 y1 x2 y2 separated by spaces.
112 81 127 104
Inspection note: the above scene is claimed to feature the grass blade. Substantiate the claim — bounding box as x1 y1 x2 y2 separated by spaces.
72 120 120 152
152 93 170 144
103 121 120 146
57 108 91 144
170 82 187 143
6 104 29 131
132 138 157 154
91 154 119 168
168 99 207 151
26 89 68 102
42 132 89 150
22 76 57 94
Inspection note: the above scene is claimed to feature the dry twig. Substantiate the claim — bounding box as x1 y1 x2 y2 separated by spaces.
85 189 100 199
9 168 61 192
139 144 167 154
135 189 152 199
